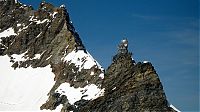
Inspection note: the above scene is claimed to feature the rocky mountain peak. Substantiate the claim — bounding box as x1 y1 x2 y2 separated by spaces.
0 1 178 112
78 40 176 112
0 1 104 111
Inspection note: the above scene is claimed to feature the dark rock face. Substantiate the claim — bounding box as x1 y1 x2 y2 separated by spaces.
0 1 176 112
79 52 176 112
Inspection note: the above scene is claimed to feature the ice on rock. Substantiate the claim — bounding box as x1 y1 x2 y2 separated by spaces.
29 16 50 24
0 27 17 38
112 87 116 90
170 104 181 112
52 12 58 18
35 19 50 24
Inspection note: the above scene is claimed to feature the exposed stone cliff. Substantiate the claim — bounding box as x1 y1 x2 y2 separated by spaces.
80 52 176 111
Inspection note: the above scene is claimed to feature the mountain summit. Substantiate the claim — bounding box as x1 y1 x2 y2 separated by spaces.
0 0 104 111
79 40 176 111
0 0 178 112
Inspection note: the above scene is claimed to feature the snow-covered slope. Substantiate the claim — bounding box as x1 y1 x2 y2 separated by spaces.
0 55 55 111
0 54 104 111
64 50 104 76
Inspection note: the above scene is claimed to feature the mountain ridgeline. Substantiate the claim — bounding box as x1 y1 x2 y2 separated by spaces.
0 0 177 112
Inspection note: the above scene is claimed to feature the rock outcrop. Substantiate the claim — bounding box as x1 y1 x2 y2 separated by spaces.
0 0 176 112
79 40 176 112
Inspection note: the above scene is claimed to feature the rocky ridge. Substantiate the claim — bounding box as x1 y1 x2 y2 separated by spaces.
0 0 104 111
0 0 177 112
80 52 175 111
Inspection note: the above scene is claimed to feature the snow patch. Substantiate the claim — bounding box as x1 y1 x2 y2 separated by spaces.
17 24 21 27
11 51 28 62
55 83 104 104
64 50 103 71
99 73 104 79
34 54 42 59
170 104 181 112
112 87 116 90
29 16 50 24
35 19 50 24
46 55 52 60
36 32 42 38
11 51 43 63
52 12 58 18
18 24 29 33
0 27 17 38
0 55 55 110
90 71 94 75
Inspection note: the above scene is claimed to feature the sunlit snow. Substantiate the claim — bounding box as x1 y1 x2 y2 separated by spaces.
52 12 58 18
170 104 181 112
11 51 28 62
29 16 50 24
11 51 42 62
64 50 103 71
0 55 55 111
99 73 104 79
90 71 94 75
34 54 42 59
17 23 21 27
18 24 29 33
55 83 104 104
0 27 17 38
35 19 50 24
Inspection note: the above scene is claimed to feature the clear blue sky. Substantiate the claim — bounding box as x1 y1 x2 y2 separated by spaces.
20 0 199 111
